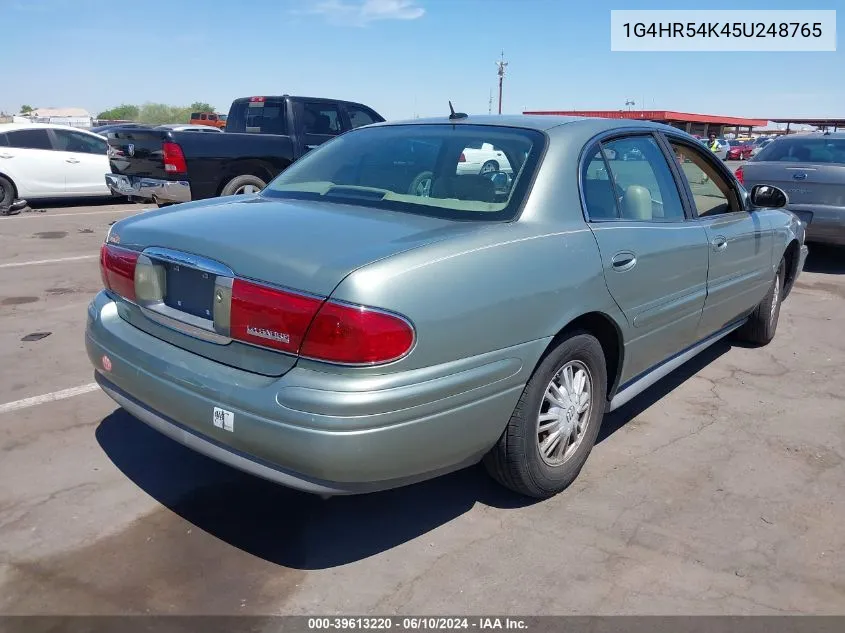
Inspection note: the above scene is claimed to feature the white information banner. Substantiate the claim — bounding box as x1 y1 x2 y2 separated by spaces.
611 10 837 52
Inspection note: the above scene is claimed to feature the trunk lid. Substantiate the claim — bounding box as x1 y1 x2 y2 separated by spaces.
108 195 482 374
743 161 845 208
107 129 172 179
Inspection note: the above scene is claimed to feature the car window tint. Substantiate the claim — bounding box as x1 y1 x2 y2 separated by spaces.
263 124 545 221
581 146 619 220
0 133 8 147
755 137 845 164
226 98 287 135
669 140 740 217
347 106 377 129
52 129 107 154
600 135 686 222
302 103 342 136
6 128 52 150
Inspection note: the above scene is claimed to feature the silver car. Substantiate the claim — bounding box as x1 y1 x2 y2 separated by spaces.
741 132 845 246
86 115 807 499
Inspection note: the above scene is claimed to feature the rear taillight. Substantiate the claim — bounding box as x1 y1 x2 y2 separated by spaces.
100 243 140 302
228 278 415 364
736 166 744 185
459 152 466 162
162 141 187 174
230 279 324 355
301 302 415 365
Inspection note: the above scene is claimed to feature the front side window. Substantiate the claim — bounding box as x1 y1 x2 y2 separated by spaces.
263 123 545 221
669 139 742 217
586 135 686 222
51 129 107 154
6 128 52 150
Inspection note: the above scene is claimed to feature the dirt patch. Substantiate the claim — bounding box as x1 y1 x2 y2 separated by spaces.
0 505 306 615
33 231 68 239
1 296 39 306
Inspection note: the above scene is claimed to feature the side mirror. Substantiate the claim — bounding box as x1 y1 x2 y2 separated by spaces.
750 184 788 209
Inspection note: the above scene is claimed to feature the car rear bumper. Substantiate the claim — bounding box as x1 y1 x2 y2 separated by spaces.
789 205 845 247
85 291 533 495
105 174 192 205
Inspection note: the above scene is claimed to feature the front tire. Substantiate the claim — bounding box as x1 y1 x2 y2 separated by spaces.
484 331 608 499
735 259 785 346
0 174 16 212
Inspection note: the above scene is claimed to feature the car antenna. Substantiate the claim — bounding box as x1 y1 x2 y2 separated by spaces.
448 101 467 121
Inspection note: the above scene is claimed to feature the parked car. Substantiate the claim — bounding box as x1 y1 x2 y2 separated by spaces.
105 95 385 206
155 124 224 133
456 141 513 175
87 115 807 499
751 138 773 156
189 112 227 129
726 139 754 160
0 123 114 206
740 132 845 246
91 123 151 137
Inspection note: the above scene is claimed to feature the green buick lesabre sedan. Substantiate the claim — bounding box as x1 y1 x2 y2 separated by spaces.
87 114 808 498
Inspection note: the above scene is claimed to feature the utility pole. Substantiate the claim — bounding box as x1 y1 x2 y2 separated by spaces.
496 51 508 115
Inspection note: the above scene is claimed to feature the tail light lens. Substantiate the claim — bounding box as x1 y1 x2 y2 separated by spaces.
301 302 415 365
230 279 323 355
459 152 466 162
100 243 140 302
229 279 415 364
736 165 744 185
162 141 187 174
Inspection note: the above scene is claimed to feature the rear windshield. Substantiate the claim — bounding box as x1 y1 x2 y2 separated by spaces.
755 137 845 164
261 124 546 221
225 98 287 135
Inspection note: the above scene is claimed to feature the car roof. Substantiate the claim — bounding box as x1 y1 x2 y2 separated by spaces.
771 132 845 140
0 122 100 134
371 114 685 136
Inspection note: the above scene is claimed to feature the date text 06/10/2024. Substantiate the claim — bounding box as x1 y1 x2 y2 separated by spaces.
307 618 528 630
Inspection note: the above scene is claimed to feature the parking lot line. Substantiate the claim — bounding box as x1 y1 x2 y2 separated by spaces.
0 255 99 269
0 383 99 415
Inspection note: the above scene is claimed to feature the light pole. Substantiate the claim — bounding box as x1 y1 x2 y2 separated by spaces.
625 99 635 112
496 51 508 115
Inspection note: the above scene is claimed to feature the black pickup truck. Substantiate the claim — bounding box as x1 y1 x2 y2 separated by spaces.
105 95 384 206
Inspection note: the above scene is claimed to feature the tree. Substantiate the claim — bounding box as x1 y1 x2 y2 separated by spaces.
190 102 214 113
96 104 140 121
137 103 193 125
19 105 33 115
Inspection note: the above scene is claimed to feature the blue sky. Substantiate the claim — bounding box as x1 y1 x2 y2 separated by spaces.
2 0 842 123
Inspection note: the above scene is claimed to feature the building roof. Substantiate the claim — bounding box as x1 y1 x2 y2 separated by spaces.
768 118 845 128
523 110 768 127
31 107 91 118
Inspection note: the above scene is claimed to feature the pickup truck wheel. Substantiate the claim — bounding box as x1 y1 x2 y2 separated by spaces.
221 175 266 197
735 259 785 346
483 331 607 499
408 171 433 197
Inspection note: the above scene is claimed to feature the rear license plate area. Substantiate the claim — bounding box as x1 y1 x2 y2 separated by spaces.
163 264 215 320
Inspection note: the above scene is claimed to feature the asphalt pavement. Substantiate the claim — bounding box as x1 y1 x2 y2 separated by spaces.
0 197 843 615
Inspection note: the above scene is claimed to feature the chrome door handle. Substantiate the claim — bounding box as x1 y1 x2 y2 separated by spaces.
66 158 80 164
611 251 637 272
711 236 728 252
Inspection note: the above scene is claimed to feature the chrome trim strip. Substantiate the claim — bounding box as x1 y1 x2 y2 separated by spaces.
143 247 235 278
608 319 746 412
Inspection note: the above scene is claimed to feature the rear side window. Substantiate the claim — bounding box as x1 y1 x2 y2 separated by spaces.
5 128 52 150
226 98 288 135
301 103 343 136
0 133 7 147
755 137 845 164
51 129 108 154
581 146 618 220
347 105 379 129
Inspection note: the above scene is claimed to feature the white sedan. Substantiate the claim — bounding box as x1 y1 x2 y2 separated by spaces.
456 142 513 176
0 123 113 207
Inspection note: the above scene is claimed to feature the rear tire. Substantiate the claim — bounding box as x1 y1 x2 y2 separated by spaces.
735 259 785 346
221 174 266 197
480 160 499 175
484 331 607 499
